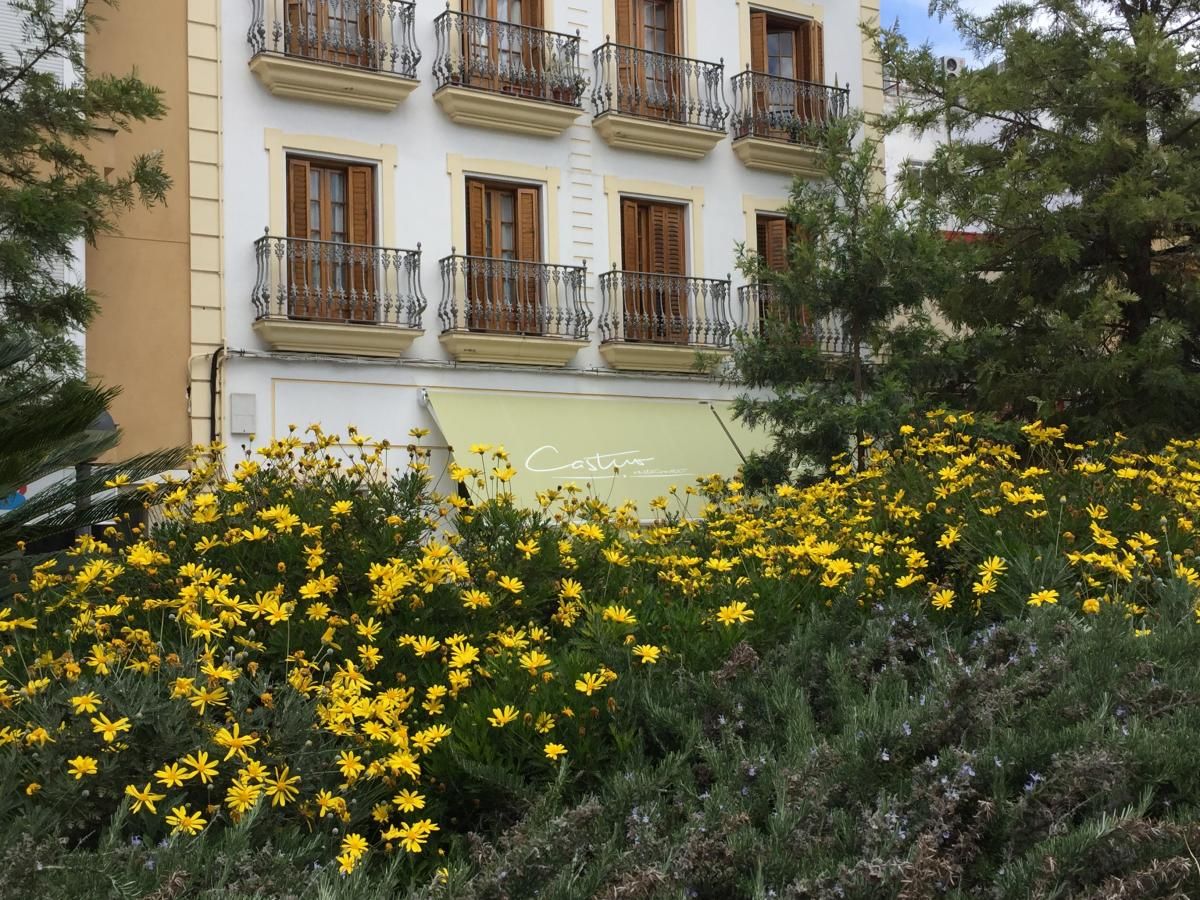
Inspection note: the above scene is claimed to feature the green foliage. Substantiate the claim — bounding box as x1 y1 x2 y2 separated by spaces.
0 0 169 386
880 0 1200 447
730 116 953 482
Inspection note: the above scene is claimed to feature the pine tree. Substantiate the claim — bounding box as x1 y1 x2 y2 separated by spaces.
1 0 169 387
730 116 951 482
881 0 1200 446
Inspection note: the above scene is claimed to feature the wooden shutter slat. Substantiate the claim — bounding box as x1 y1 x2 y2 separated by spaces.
621 198 641 272
615 0 635 46
347 164 376 321
466 180 488 257
764 217 789 272
465 180 489 329
286 158 312 318
515 186 542 332
663 203 686 342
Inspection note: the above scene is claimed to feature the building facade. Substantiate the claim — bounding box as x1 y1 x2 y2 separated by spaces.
85 0 884 506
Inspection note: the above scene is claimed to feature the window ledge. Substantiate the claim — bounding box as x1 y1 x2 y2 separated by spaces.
593 113 726 159
249 53 419 111
440 331 588 366
433 86 583 137
254 317 422 357
600 341 728 373
731 136 823 177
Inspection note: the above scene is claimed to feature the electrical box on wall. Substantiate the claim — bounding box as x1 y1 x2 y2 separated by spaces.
230 393 257 435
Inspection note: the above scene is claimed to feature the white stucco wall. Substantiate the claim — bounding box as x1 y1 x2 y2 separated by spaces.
217 0 874 447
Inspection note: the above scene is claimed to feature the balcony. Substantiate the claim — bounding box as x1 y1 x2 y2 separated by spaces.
591 43 727 159
598 270 734 372
729 71 850 175
432 10 586 137
252 234 426 357
739 283 855 353
438 255 591 366
247 0 420 110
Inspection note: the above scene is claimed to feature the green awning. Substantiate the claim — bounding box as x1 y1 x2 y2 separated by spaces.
426 390 761 511
709 400 774 461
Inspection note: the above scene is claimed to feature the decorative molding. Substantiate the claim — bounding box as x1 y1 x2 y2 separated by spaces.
445 155 563 262
734 0 824 72
599 342 727 374
433 86 583 137
742 194 790 247
253 318 423 357
593 114 726 160
731 136 824 177
602 176 705 275
264 130 398 245
249 54 419 111
439 332 588 366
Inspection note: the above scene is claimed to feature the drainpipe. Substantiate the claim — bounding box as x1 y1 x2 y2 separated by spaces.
209 346 225 445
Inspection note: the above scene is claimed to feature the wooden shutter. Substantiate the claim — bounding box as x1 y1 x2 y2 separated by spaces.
465 180 488 329
466 180 488 257
661 204 687 342
808 20 824 83
286 158 312 317
515 187 542 331
615 0 635 45
750 12 767 71
346 165 376 321
764 218 788 272
620 198 641 271
515 187 541 262
285 0 307 58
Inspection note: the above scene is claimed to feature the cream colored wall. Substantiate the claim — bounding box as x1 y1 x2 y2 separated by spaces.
85 0 192 458
187 0 225 447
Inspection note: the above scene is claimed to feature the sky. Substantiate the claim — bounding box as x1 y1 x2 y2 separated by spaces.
880 0 999 59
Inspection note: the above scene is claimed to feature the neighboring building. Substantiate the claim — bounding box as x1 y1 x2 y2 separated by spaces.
83 0 885 507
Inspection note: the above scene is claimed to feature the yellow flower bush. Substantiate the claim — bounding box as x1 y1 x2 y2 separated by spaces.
3 415 1200 878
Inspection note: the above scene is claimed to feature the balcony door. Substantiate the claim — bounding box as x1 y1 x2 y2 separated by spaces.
621 197 688 343
287 157 376 321
615 0 683 120
466 179 543 333
285 0 374 68
755 213 808 328
465 0 544 97
749 11 825 133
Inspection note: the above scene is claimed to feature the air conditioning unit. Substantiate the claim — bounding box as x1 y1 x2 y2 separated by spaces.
942 56 966 77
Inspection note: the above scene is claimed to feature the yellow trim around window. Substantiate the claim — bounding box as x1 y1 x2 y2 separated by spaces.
445 154 563 262
602 0 698 60
741 194 790 249
734 0 824 73
264 129 398 246
602 176 705 275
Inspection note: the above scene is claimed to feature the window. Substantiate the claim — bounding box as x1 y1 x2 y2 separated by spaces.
620 197 688 342
754 212 808 327
285 0 374 68
465 178 543 332
615 0 683 119
286 157 377 321
465 0 546 96
749 11 826 131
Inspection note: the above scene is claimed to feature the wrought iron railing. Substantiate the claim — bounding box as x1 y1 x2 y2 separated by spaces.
432 9 585 106
253 233 426 327
730 70 849 142
591 42 726 131
438 254 591 339
248 0 420 77
599 269 734 348
739 283 854 353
